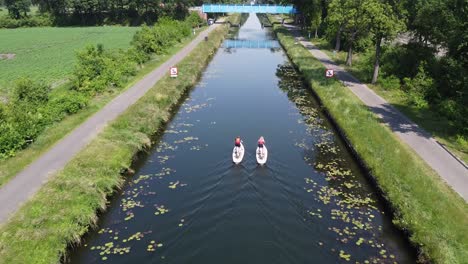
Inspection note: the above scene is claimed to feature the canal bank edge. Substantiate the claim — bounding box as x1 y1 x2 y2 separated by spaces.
0 15 239 263
268 16 468 264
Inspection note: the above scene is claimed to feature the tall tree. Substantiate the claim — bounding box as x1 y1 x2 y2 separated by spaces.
340 0 371 66
366 0 405 83
5 0 31 19
310 7 321 38
326 0 348 51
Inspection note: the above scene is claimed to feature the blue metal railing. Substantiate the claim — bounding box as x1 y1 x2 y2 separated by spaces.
223 40 280 49
202 4 298 14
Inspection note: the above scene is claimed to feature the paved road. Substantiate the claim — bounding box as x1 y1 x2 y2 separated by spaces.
283 24 468 202
0 23 223 224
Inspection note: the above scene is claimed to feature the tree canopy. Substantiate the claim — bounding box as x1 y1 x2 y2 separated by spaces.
288 0 467 134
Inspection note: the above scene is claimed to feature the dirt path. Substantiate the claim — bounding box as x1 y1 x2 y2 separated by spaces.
283 24 468 202
0 23 222 224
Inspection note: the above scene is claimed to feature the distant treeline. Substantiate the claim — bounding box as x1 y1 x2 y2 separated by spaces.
1 0 205 26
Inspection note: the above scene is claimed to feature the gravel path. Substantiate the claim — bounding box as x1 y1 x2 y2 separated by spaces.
283 24 468 202
0 23 222 224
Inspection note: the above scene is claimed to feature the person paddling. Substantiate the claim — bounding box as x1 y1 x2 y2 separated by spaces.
257 136 265 148
235 136 242 148
257 136 265 156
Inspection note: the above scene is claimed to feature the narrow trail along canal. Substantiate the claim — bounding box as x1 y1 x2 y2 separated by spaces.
70 15 416 263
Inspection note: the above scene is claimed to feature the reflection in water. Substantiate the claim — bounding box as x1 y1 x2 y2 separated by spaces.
68 14 415 264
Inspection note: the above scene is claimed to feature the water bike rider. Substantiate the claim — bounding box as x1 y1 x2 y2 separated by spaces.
234 136 242 155
257 136 265 157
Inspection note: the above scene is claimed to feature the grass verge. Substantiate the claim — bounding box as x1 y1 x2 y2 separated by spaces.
0 18 233 263
270 19 468 264
0 25 208 188
308 38 467 163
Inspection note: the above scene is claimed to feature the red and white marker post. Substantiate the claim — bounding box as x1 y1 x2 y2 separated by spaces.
325 69 334 78
170 66 178 78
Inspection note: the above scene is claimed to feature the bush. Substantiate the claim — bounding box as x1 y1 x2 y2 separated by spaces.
434 57 467 99
381 43 437 80
438 99 460 120
43 91 89 122
403 64 435 108
126 47 149 65
0 14 52 28
0 15 20 28
0 78 89 158
186 12 204 28
378 75 400 90
131 18 192 56
353 49 374 82
72 44 136 94
0 122 24 159
11 78 50 106
131 25 158 54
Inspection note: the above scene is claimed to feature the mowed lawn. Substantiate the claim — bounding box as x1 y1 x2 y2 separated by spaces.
0 26 139 94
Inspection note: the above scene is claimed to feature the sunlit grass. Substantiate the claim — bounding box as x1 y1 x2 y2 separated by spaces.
0 17 234 263
272 18 468 264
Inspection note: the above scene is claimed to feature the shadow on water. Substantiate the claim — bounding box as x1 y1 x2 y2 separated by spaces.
67 13 417 264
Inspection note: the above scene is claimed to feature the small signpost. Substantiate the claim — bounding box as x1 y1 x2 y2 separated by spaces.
325 69 334 78
170 67 178 78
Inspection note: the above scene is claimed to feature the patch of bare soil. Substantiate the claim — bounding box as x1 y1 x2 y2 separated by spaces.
0 54 15 60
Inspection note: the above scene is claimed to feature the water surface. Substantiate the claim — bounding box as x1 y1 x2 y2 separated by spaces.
69 14 415 264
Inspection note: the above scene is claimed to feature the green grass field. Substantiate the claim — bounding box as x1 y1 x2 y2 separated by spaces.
0 26 139 94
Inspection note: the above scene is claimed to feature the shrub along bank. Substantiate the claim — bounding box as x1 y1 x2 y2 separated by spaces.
0 13 203 161
0 15 236 263
271 21 468 264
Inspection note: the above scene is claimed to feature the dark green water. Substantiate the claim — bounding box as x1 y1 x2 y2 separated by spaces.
69 15 415 263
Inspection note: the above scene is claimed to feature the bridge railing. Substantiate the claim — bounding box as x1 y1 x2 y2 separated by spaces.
223 40 280 49
202 4 298 14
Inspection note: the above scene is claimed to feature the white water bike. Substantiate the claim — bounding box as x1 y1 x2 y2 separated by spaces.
256 145 268 165
232 142 245 164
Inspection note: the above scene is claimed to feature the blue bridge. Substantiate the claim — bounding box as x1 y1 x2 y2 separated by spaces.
202 4 298 14
223 40 280 49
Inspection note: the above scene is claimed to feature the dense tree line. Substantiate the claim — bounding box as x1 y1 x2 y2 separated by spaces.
4 0 31 19
278 0 467 135
2 0 201 25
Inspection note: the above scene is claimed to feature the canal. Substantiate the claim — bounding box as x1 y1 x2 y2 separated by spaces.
69 14 415 263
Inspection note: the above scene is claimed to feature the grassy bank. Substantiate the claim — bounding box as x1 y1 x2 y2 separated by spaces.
309 38 467 164
0 25 208 188
0 18 233 263
270 19 468 263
